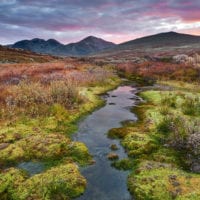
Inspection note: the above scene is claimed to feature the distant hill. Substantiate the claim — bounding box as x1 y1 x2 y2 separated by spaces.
93 32 200 59
10 36 116 56
117 31 200 49
0 45 59 63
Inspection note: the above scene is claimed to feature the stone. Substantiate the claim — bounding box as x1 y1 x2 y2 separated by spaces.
0 143 10 150
107 153 119 160
110 144 119 151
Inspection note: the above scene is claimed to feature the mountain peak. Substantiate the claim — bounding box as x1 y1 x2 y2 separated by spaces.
83 35 98 40
79 36 105 43
31 38 45 43
67 36 116 55
47 39 61 45
160 31 178 35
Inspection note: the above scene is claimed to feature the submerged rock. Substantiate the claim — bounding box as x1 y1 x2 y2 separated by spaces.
108 102 116 105
107 153 119 160
110 144 119 151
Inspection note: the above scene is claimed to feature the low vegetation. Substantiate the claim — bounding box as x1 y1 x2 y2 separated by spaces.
100 52 200 199
108 81 200 199
0 163 86 200
1 45 200 200
116 56 200 85
0 45 59 63
0 58 120 199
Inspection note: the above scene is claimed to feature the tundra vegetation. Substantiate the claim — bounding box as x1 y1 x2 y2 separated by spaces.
1 50 200 200
108 55 200 200
0 58 120 199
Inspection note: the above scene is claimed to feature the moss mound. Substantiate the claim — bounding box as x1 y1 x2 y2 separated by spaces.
0 163 86 200
128 161 200 200
108 127 132 139
113 81 200 200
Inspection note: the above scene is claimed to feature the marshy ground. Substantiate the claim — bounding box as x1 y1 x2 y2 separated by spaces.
0 55 200 200
110 81 200 200
0 60 121 199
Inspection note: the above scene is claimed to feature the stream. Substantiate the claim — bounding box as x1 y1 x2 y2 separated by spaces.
17 85 140 199
74 85 141 200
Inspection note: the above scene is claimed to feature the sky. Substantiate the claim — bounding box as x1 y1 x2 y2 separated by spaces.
0 0 200 45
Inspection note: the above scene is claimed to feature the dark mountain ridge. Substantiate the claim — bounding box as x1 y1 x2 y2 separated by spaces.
10 36 116 56
7 32 200 57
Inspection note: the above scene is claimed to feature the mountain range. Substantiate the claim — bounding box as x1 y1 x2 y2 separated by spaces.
8 32 200 57
9 36 116 56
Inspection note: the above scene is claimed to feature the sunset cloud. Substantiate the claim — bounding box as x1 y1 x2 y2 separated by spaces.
0 0 199 44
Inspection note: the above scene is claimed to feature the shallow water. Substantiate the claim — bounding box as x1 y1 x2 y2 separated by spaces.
74 85 139 200
17 161 44 176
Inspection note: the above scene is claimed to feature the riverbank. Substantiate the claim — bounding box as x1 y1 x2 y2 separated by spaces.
0 65 121 199
108 81 200 200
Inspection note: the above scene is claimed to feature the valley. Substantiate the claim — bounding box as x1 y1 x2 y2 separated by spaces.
0 31 200 200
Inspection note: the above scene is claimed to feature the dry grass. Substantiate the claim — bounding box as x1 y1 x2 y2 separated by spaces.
0 59 116 120
117 61 200 82
1 80 81 117
0 45 59 63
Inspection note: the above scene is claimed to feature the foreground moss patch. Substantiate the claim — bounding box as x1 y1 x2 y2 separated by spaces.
128 161 200 200
0 163 86 200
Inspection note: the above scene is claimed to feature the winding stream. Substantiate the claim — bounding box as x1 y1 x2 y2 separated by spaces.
74 85 140 200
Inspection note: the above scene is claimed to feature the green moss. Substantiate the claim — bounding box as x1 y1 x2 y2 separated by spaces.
108 127 132 139
0 133 71 165
122 132 157 158
0 144 25 165
0 168 26 198
151 148 181 166
111 158 134 170
128 161 200 200
69 142 92 166
1 163 86 200
114 81 200 200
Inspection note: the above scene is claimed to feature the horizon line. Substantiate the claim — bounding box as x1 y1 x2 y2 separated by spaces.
2 30 200 46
